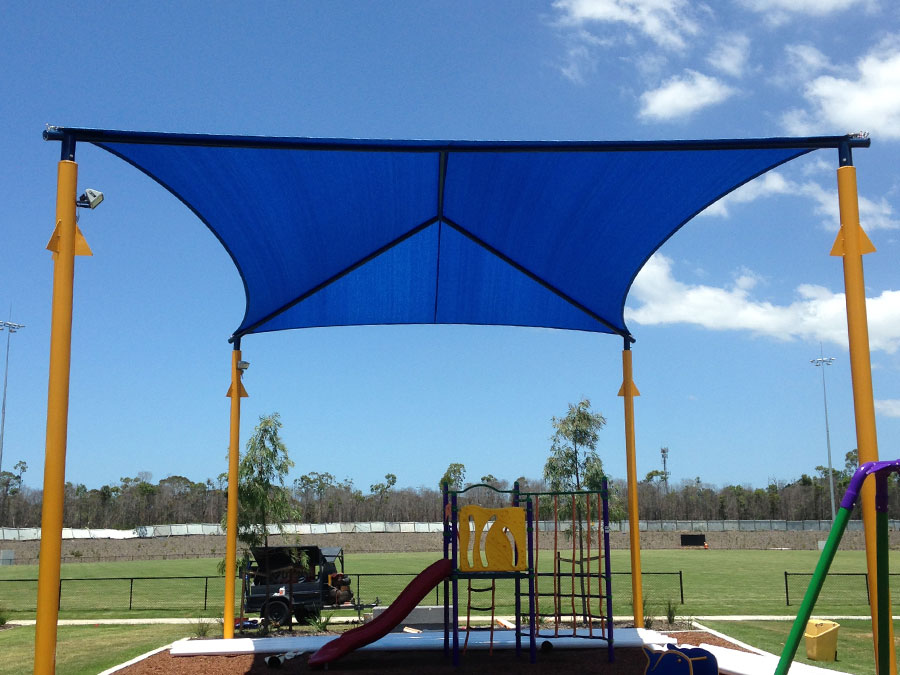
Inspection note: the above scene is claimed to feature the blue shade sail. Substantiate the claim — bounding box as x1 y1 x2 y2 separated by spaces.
47 130 864 341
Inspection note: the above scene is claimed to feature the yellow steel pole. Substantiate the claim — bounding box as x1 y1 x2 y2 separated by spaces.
619 344 643 627
34 159 79 674
224 347 247 638
833 164 895 674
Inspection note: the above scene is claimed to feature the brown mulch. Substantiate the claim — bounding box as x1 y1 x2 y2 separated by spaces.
116 630 751 674
667 630 753 652
117 647 645 674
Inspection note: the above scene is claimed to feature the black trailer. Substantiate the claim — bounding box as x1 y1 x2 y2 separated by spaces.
243 545 354 625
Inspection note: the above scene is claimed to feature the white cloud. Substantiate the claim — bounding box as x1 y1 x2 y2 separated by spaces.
707 34 751 77
740 0 869 12
773 44 843 87
553 0 701 51
801 157 833 177
633 52 671 80
701 171 899 231
556 27 616 83
639 70 737 120
798 181 899 232
559 41 598 84
783 40 900 139
875 400 900 418
785 44 835 76
702 172 794 216
625 253 900 353
739 0 876 25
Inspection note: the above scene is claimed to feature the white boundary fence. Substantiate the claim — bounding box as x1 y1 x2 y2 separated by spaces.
2 518 895 541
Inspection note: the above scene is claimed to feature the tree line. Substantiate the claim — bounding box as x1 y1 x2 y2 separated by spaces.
2 451 891 529
633 448 875 522
1 402 896 530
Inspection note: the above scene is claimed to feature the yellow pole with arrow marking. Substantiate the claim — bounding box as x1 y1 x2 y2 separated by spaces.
833 163 895 674
619 342 642 627
224 347 248 638
34 157 92 674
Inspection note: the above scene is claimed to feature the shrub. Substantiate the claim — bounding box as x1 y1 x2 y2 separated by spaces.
307 612 334 632
191 616 216 638
665 599 677 625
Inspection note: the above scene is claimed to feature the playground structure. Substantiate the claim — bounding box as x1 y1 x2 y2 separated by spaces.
777 459 900 675
34 129 889 674
445 483 535 665
531 488 614 646
643 644 718 674
445 482 614 665
307 481 614 667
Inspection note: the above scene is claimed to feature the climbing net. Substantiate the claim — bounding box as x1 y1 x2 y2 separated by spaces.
528 482 613 643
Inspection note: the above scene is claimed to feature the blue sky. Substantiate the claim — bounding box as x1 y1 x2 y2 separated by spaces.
1 1 899 498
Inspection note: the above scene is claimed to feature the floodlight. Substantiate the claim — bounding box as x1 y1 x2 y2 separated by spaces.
76 188 104 209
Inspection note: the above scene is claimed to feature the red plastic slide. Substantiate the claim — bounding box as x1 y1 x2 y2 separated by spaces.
308 558 452 666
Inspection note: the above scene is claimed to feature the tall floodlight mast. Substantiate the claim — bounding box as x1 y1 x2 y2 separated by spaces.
660 446 669 495
0 319 25 478
811 349 837 522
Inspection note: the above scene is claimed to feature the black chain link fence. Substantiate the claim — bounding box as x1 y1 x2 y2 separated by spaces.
351 571 683 618
0 571 682 616
0 576 229 612
9 553 225 565
784 571 900 612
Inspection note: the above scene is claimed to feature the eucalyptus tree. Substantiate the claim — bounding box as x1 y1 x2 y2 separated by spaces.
0 460 26 525
543 398 607 623
235 412 300 553
440 463 467 491
543 398 607 500
369 473 397 518
218 413 303 629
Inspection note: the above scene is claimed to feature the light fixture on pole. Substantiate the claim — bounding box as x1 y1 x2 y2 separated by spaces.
660 446 669 495
0 319 25 478
810 349 836 522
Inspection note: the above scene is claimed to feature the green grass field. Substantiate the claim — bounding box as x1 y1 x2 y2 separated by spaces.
701 619 890 675
0 548 895 618
1 548 897 673
0 558 231 619
345 549 898 619
0 624 206 675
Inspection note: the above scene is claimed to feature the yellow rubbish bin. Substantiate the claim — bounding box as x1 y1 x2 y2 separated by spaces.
804 620 840 661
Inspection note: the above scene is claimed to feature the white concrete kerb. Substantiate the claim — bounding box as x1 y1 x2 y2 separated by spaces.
97 637 190 675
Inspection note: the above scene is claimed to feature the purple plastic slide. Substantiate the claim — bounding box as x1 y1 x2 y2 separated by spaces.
308 558 453 667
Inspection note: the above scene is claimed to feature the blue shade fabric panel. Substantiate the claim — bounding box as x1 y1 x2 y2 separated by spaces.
83 134 832 341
